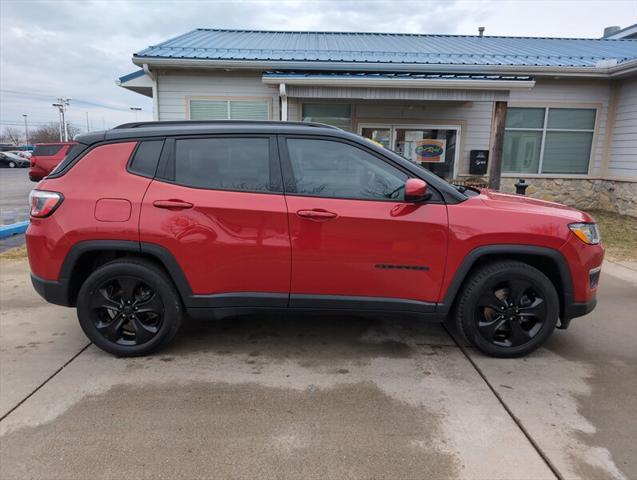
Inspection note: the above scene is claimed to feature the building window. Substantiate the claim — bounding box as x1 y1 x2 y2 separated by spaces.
189 99 269 120
503 107 596 175
302 104 352 131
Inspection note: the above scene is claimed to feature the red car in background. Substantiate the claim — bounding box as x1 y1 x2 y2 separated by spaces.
29 142 77 181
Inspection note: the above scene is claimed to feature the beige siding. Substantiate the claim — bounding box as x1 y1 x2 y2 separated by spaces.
509 79 612 176
607 78 637 178
156 70 279 121
153 71 630 181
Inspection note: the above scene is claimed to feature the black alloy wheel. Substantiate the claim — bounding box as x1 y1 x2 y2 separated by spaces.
77 259 182 357
89 276 164 346
454 261 559 358
475 279 547 348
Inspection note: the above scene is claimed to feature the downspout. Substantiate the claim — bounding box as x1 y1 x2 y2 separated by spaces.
143 63 160 121
279 83 288 121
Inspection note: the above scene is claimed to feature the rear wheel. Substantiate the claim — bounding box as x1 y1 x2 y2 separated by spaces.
77 259 182 356
8 161 16 168
454 261 559 358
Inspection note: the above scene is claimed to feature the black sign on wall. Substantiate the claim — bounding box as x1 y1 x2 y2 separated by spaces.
470 150 489 175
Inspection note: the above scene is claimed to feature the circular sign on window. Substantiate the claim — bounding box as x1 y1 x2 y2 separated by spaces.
415 139 446 163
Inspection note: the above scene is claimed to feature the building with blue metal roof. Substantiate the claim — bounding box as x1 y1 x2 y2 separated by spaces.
118 27 637 216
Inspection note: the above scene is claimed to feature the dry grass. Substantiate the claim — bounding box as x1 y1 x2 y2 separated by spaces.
0 245 27 261
587 210 637 262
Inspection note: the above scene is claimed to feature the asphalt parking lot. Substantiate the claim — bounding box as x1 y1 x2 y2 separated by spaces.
0 168 32 224
0 257 635 480
0 169 31 253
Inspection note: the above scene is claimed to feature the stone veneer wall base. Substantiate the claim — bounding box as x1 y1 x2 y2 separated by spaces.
495 178 637 218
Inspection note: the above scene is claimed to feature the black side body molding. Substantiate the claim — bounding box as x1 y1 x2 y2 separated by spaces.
32 241 591 325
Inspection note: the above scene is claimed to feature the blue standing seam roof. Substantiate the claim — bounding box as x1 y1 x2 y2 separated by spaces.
134 29 637 68
118 69 146 83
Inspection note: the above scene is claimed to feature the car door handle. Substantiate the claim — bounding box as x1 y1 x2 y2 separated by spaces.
296 209 338 221
153 199 194 210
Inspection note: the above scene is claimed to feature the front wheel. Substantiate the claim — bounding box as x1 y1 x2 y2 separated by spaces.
8 161 16 168
454 261 559 358
77 259 183 356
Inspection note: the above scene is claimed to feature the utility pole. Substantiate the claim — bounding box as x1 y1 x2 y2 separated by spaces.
52 103 63 141
22 114 29 146
52 97 71 141
86 112 90 132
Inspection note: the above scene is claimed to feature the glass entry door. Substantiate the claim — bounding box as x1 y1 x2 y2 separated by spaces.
359 124 460 181
360 127 391 149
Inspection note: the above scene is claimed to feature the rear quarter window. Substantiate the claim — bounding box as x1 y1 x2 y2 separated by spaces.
33 145 63 156
128 140 164 177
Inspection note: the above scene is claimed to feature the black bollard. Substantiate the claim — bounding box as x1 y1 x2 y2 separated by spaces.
515 178 529 195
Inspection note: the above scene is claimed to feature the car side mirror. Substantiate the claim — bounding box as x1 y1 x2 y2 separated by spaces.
404 178 430 203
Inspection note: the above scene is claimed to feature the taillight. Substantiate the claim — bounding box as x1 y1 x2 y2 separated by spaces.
29 190 64 217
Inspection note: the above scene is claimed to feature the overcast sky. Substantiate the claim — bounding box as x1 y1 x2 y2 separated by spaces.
1 0 636 135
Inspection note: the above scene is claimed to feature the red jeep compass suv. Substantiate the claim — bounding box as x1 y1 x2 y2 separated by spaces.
26 121 603 357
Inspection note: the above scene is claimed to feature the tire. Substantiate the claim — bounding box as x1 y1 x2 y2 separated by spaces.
77 258 183 357
454 261 559 358
8 161 16 168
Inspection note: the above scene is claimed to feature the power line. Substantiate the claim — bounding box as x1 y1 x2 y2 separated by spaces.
0 120 60 126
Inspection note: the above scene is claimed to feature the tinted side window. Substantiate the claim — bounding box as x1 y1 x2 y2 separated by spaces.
286 139 408 200
175 138 271 192
33 145 63 156
129 140 163 177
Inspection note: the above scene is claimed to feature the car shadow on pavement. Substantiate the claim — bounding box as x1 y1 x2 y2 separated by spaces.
162 313 455 363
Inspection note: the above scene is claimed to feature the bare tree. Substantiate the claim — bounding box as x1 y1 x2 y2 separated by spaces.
1 127 23 145
29 123 81 144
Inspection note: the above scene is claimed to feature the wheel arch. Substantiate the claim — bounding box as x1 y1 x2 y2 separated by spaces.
61 240 192 307
437 245 574 322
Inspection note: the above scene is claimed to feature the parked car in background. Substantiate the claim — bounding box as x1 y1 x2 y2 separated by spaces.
0 151 30 168
26 121 603 358
8 150 32 159
0 144 17 152
29 142 76 181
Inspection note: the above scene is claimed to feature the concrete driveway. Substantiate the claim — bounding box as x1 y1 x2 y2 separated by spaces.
0 258 635 480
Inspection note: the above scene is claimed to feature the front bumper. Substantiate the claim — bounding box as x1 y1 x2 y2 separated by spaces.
559 297 597 329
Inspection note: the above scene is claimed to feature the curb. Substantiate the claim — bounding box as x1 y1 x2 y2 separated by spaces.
0 221 29 239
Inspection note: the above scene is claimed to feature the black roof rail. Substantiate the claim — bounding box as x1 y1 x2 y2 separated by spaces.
112 120 340 130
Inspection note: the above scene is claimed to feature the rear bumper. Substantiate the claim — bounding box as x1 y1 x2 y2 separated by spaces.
30 273 72 307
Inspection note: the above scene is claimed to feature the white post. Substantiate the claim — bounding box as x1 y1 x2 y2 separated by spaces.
62 108 69 142
279 83 288 121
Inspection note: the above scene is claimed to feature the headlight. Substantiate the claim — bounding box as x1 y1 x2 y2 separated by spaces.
569 223 601 245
